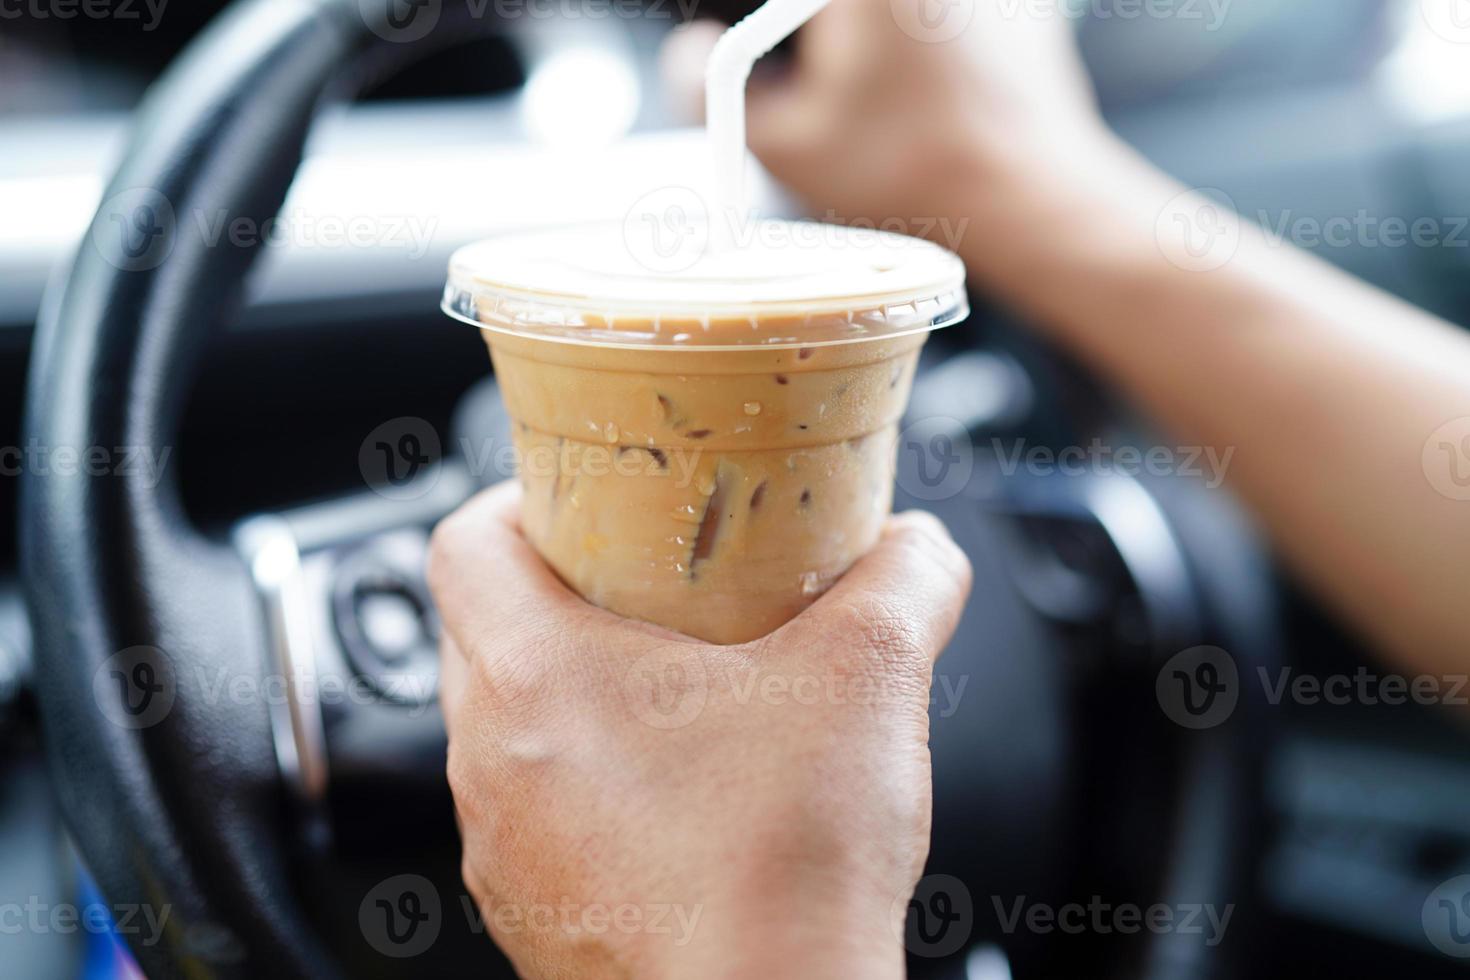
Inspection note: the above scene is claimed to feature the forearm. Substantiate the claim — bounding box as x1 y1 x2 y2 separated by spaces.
961 138 1470 670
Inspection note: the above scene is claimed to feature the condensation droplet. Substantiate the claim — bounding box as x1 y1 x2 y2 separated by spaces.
603 422 620 443
799 571 821 596
744 401 762 416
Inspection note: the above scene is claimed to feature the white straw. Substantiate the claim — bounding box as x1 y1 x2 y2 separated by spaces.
705 0 832 251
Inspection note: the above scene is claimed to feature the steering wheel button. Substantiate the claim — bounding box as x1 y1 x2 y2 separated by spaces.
357 589 425 661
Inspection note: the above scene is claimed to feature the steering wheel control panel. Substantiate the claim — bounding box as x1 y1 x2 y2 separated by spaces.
234 464 474 820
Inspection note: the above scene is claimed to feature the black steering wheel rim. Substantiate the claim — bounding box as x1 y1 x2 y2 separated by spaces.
20 2 503 977
19 2 1272 977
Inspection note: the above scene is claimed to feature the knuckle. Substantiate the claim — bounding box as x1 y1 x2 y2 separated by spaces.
838 596 929 673
425 513 465 597
445 739 481 815
459 856 483 900
895 514 973 592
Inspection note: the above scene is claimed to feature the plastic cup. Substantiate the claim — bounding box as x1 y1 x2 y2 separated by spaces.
443 219 967 644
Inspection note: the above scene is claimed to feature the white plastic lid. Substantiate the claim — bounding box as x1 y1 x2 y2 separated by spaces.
443 219 969 350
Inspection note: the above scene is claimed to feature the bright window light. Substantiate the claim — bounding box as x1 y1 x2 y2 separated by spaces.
522 47 641 148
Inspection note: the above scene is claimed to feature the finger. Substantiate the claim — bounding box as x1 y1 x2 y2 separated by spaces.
776 510 973 665
427 480 699 663
427 480 596 653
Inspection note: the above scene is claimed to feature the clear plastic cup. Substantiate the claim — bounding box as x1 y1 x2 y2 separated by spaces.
443 219 968 644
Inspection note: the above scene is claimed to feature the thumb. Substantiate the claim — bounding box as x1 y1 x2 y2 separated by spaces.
775 510 973 666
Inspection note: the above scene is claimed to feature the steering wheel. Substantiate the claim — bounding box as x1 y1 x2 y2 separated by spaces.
20 1 1276 977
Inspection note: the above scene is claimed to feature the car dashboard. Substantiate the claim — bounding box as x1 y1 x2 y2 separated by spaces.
2 2 1470 976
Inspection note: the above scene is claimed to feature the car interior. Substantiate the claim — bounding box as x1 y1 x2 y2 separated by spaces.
2 0 1470 977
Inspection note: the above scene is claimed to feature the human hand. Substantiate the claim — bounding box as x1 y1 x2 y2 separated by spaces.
661 0 1112 235
430 481 971 979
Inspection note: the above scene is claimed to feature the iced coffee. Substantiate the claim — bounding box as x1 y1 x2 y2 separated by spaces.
443 219 967 644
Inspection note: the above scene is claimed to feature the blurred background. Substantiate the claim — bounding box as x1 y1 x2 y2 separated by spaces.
3 0 1470 978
